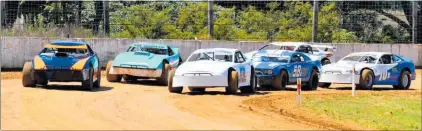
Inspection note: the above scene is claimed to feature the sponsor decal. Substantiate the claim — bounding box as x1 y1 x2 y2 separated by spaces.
379 70 391 81
293 65 301 77
239 67 247 83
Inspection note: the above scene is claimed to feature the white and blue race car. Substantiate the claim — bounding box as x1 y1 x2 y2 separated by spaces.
319 52 416 90
245 42 335 65
251 50 322 90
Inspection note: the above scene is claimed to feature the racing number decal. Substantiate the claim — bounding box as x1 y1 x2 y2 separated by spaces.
293 65 301 77
379 70 391 81
239 67 247 83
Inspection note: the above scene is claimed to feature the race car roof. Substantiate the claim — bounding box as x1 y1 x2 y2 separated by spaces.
132 43 168 49
269 42 335 49
47 41 88 49
50 41 87 45
347 52 391 57
193 48 238 54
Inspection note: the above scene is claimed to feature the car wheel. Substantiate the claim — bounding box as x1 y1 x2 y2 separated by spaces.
357 69 374 90
22 62 36 87
158 63 170 85
303 69 318 91
168 68 183 93
318 82 331 88
189 87 206 92
240 69 257 93
93 68 101 88
393 70 411 90
272 70 287 90
82 67 94 91
225 70 238 94
106 61 121 82
321 59 331 65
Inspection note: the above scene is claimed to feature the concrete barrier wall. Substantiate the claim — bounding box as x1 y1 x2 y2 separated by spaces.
1 37 421 68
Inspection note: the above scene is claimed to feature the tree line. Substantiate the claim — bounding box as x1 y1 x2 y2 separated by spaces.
1 1 420 43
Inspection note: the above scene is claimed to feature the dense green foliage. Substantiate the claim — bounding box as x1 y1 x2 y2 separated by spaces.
1 1 417 43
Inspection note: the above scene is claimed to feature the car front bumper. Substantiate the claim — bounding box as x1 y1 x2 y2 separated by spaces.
109 66 162 78
319 72 360 84
256 75 275 86
172 75 227 87
32 69 90 82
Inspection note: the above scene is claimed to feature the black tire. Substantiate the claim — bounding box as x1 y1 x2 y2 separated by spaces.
82 67 94 91
357 69 374 90
158 62 170 85
225 70 238 94
393 70 411 90
22 62 36 87
240 68 257 93
321 59 331 65
318 82 331 88
93 67 101 88
272 70 288 90
303 69 318 91
106 61 121 82
189 87 206 92
168 68 183 93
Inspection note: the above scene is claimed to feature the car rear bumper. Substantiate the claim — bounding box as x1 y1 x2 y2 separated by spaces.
319 73 360 84
109 67 162 78
172 75 227 87
32 69 90 82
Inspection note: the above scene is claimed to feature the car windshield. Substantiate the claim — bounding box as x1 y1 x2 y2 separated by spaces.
187 51 233 62
130 46 167 55
41 48 88 55
253 56 289 63
341 55 362 61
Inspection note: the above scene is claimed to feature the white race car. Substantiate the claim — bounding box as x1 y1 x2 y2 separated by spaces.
319 52 416 90
245 42 335 65
167 48 257 94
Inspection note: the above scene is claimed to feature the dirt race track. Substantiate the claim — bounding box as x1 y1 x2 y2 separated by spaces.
1 70 421 130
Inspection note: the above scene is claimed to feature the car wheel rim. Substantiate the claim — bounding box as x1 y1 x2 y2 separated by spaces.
366 74 373 87
402 74 409 87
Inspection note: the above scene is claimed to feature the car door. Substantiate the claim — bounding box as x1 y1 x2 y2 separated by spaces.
288 53 312 83
374 54 398 85
233 51 251 87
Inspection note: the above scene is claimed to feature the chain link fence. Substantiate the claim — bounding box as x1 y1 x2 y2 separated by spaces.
1 1 421 43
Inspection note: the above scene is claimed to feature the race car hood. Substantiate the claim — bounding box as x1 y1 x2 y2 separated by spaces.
176 60 234 75
322 61 369 73
112 51 166 69
253 62 289 69
36 53 90 69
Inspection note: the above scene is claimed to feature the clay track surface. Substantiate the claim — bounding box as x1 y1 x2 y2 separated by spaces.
1 70 421 130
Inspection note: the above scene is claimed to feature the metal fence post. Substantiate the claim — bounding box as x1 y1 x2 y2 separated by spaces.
312 0 318 43
412 1 417 44
103 0 109 37
208 0 214 39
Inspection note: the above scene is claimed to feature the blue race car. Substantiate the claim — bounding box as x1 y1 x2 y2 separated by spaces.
22 41 101 90
319 52 416 90
106 43 182 85
250 50 322 90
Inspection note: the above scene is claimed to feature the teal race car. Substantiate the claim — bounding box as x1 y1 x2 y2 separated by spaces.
106 43 182 85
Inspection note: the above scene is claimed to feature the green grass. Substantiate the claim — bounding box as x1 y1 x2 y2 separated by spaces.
302 93 421 130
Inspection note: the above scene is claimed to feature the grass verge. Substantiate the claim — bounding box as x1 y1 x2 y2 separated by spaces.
243 91 421 130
